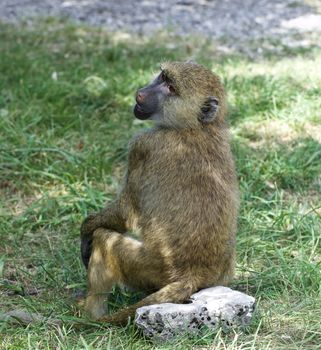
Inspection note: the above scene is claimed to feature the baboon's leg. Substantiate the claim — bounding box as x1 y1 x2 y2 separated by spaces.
84 228 167 319
99 280 199 325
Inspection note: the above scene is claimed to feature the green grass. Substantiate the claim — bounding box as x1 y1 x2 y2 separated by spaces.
0 18 320 349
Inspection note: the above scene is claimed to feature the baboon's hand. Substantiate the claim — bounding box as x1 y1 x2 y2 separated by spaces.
80 214 99 269
81 236 92 269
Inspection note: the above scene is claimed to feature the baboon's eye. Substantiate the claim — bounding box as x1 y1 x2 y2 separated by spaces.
160 71 167 81
168 83 176 94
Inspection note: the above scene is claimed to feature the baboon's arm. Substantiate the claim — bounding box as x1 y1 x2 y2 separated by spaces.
81 200 127 236
80 197 129 268
80 136 146 268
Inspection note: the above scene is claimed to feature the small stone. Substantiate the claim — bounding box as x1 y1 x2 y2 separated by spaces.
135 286 255 341
0 309 61 326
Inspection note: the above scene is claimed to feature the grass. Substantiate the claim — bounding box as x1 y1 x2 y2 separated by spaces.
0 18 320 349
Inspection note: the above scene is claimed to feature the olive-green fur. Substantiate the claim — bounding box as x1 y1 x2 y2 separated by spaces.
81 61 239 325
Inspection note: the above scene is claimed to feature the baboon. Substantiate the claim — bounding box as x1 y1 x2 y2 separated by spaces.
80 61 239 325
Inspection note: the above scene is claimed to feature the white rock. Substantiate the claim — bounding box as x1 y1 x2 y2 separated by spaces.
135 286 255 341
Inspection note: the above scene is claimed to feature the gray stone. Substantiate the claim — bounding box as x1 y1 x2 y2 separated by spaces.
0 309 61 326
135 286 255 341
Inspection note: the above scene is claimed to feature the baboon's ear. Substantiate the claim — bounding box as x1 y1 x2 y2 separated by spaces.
198 97 219 123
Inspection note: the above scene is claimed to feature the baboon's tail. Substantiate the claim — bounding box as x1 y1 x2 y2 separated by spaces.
98 281 197 326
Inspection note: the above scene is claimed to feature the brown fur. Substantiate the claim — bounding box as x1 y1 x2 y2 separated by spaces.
80 61 239 325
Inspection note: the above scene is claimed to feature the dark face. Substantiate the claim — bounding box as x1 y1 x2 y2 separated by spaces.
134 71 176 120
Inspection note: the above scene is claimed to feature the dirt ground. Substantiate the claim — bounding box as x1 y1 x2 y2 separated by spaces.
1 0 321 53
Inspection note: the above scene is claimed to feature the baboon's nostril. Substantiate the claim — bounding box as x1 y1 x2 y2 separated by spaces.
136 91 146 104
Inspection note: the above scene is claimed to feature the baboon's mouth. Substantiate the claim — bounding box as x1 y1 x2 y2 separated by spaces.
134 104 152 120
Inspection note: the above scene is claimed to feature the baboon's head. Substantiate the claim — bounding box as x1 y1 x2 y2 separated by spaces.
134 61 226 128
